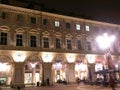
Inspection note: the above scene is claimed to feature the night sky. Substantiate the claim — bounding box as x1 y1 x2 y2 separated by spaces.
23 0 120 24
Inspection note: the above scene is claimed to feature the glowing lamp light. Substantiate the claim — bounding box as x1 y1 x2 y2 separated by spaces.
42 53 53 62
30 63 37 68
66 54 75 63
96 33 115 49
12 52 26 62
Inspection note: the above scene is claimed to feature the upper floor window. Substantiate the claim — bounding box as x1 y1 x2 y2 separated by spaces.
87 41 92 51
43 19 48 25
16 34 23 46
55 21 60 27
66 22 71 29
17 14 23 22
1 0 9 4
43 37 49 48
55 38 61 49
30 35 36 47
77 40 82 50
76 24 80 30
67 39 72 50
0 32 7 45
86 25 90 31
30 17 36 24
1 12 8 19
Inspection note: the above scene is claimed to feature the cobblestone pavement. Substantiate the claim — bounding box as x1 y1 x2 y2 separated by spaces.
1 84 120 90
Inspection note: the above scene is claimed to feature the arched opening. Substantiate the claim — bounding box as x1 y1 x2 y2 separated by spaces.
0 55 13 85
24 55 42 85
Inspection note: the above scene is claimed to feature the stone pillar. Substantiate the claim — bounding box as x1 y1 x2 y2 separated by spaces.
42 63 52 86
11 62 25 88
32 68 36 84
66 63 75 83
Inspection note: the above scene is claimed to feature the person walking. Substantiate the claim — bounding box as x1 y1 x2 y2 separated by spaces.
109 75 116 90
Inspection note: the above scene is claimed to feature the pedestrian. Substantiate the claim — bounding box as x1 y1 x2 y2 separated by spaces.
109 75 116 90
46 78 50 86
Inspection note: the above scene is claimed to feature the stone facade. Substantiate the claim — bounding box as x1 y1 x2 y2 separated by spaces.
0 1 120 88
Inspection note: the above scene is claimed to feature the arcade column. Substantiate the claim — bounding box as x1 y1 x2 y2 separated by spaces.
66 63 75 83
11 62 25 88
42 63 53 86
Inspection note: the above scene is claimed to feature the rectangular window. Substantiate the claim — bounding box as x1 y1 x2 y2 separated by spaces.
1 12 7 19
55 21 60 27
30 36 36 47
66 23 71 29
76 24 80 30
86 25 90 31
16 34 23 46
56 38 61 49
67 40 72 50
77 40 82 50
17 14 23 22
0 32 7 45
87 42 92 51
43 37 49 48
30 17 36 24
43 19 48 25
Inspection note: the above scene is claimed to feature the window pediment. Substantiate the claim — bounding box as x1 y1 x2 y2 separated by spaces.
55 32 62 37
15 28 25 33
42 31 51 36
0 26 10 32
29 29 39 34
65 34 73 38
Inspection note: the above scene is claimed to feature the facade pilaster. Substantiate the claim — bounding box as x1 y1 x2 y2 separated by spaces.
66 63 75 83
42 63 53 85
11 62 25 88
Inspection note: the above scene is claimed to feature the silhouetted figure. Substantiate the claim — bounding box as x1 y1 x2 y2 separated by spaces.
109 76 116 90
46 78 50 86
17 86 20 90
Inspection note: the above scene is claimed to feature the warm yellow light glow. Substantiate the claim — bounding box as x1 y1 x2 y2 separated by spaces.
96 33 115 49
0 63 10 71
30 63 37 68
66 54 76 63
42 53 53 62
86 55 96 64
12 51 26 62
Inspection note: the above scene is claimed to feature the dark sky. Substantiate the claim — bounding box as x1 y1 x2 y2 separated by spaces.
27 0 120 24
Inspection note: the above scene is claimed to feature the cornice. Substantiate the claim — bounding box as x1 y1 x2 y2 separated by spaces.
0 4 41 15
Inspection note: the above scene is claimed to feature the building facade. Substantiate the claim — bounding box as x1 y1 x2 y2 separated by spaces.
0 0 120 88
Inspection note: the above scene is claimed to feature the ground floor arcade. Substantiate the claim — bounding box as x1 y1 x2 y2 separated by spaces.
0 50 120 87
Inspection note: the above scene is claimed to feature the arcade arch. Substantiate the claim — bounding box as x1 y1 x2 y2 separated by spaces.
24 55 42 85
52 55 67 83
0 55 13 85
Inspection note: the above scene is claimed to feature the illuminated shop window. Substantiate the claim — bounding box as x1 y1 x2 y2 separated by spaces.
76 24 80 30
55 21 60 27
53 62 62 70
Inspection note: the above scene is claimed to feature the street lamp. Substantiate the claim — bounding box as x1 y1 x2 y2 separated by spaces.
96 33 115 80
96 33 115 70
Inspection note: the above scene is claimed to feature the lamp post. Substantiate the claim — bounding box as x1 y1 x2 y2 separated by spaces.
96 33 115 81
